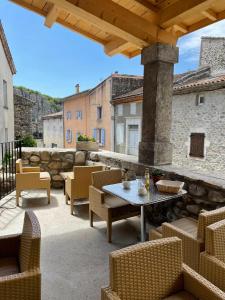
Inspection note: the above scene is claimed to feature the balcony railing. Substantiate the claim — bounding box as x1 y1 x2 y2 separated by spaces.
0 140 22 200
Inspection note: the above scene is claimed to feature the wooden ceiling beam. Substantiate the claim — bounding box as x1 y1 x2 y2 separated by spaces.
50 0 177 47
201 9 217 21
104 38 131 56
134 0 159 23
44 3 60 28
160 0 215 27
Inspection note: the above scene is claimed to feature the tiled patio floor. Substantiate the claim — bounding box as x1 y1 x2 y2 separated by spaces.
0 189 143 300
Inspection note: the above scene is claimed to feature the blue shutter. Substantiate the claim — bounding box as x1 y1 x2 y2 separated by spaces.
93 128 97 140
101 129 105 145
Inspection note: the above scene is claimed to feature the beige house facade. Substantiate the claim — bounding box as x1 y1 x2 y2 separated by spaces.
0 21 16 143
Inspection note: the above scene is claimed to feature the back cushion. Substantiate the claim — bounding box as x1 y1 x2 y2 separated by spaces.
197 207 225 241
92 169 122 190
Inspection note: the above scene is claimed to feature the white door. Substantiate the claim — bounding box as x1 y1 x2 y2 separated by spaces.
128 125 139 156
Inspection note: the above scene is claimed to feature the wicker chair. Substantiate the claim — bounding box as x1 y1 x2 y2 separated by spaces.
0 210 41 300
200 218 225 293
89 169 140 243
65 165 104 215
102 237 225 300
16 159 51 206
149 206 225 271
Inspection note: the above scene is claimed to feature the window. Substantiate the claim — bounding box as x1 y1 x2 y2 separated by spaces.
97 106 102 120
66 129 72 143
196 94 205 106
130 103 136 115
5 128 8 142
190 133 205 158
3 80 7 108
116 124 124 145
93 128 105 146
66 111 72 120
76 111 82 120
117 104 123 116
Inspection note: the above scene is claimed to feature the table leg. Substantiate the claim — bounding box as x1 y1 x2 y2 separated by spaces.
140 205 146 242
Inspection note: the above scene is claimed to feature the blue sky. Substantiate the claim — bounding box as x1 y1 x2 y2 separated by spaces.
1 1 225 98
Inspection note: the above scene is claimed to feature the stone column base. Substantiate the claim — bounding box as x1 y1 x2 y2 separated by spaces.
139 141 173 165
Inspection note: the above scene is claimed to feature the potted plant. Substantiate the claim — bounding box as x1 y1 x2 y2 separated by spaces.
76 134 99 151
151 169 164 185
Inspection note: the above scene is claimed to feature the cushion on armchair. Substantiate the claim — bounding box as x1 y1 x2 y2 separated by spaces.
163 290 197 300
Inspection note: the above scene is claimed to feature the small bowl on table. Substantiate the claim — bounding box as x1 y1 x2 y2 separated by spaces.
122 181 131 190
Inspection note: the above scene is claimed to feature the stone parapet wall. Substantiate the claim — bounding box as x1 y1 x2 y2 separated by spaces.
89 150 225 224
22 147 86 188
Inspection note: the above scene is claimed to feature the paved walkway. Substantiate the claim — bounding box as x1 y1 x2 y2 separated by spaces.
0 189 141 300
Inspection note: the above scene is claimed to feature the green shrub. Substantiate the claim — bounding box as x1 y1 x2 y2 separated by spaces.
77 134 96 142
21 135 37 147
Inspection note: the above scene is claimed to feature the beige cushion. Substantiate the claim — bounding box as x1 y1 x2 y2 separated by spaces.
0 257 19 276
163 291 197 300
40 172 50 179
104 194 128 208
156 217 198 238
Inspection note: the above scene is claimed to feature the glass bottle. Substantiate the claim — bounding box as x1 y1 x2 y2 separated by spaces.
145 168 150 191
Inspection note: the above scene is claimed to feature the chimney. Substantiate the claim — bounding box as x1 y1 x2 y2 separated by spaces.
75 84 80 94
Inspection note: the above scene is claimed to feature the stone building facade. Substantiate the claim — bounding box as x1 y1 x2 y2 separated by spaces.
0 21 16 143
14 87 34 139
112 37 225 173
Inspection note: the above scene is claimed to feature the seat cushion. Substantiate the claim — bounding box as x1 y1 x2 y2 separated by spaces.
40 172 50 179
163 291 197 300
156 217 197 238
104 194 128 208
0 257 19 276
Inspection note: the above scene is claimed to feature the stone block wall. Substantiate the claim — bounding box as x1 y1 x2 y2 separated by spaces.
89 151 225 224
22 148 86 188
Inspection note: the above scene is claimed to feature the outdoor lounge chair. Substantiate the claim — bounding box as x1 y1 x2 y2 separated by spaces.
149 206 225 271
200 218 225 293
65 165 103 215
102 237 225 300
0 210 41 300
16 159 51 206
89 169 140 243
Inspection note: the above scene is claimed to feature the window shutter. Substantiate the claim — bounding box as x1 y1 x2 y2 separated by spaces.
190 133 205 158
101 129 105 145
93 128 97 140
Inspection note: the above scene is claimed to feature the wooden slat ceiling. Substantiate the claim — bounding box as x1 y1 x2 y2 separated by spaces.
9 0 225 57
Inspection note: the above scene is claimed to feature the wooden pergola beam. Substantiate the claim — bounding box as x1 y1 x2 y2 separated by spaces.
104 38 131 56
44 4 60 28
49 0 177 48
201 9 217 21
160 0 215 27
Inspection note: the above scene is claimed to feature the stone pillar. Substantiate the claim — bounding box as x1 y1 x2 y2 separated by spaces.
139 43 179 165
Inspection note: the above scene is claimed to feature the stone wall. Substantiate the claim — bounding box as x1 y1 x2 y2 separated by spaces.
22 148 86 188
14 90 34 139
89 151 225 224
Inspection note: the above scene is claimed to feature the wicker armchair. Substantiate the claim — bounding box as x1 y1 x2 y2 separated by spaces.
0 210 41 300
65 165 103 215
16 159 51 206
149 206 225 271
89 169 140 243
200 218 225 293
102 237 225 300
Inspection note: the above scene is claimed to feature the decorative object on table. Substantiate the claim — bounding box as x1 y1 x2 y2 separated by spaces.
151 169 164 184
76 134 99 151
156 180 184 194
144 168 150 190
137 179 147 196
122 181 130 189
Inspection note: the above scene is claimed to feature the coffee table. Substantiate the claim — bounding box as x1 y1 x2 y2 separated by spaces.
103 180 187 242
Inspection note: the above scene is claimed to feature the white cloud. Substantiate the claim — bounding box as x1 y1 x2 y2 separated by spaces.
178 20 225 56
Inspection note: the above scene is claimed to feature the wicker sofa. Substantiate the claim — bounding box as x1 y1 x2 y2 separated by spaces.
149 207 225 271
200 218 225 293
89 169 140 242
102 237 225 300
0 210 41 300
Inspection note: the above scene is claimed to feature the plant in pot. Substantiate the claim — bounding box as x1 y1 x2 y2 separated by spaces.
151 169 164 185
76 134 99 151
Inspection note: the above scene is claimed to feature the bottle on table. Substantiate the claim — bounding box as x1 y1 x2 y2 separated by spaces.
145 168 150 191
